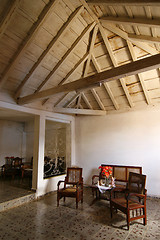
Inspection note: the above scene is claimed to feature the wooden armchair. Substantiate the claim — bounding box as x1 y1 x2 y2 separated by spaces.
57 167 83 209
110 172 147 230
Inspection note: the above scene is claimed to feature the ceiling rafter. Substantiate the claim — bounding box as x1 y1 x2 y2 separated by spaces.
53 107 106 115
64 93 80 108
0 0 20 41
86 0 160 6
82 24 106 110
100 21 159 55
144 6 160 51
128 34 160 44
14 5 84 98
17 53 160 105
43 52 89 106
100 16 160 28
35 22 96 93
91 54 119 110
80 0 122 109
81 92 93 109
127 40 152 105
98 23 134 108
0 0 60 88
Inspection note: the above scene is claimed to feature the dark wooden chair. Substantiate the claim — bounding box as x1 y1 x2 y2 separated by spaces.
57 167 83 209
110 172 147 230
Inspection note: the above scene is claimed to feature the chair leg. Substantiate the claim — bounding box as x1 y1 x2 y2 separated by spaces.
63 197 65 202
76 198 78 209
127 210 130 230
57 194 60 207
110 203 113 218
143 207 147 225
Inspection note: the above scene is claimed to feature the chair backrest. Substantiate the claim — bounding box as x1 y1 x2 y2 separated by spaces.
65 167 83 184
127 172 146 194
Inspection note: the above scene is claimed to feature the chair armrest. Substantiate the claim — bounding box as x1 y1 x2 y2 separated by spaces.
92 175 99 185
57 180 65 190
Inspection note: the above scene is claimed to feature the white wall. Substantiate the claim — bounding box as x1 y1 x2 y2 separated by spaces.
75 108 160 197
0 120 26 166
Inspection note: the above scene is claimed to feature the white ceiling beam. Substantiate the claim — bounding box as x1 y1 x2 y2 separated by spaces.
91 54 119 110
15 5 84 98
128 33 160 44
35 22 96 92
81 92 93 109
91 89 105 110
43 52 89 106
101 21 159 55
17 53 160 105
87 0 160 6
0 0 20 40
76 93 82 109
98 23 134 108
127 40 152 105
0 0 60 88
53 107 106 115
82 25 105 110
54 93 71 107
100 16 160 28
64 93 80 108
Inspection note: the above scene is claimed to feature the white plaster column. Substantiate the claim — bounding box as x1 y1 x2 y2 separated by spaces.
32 114 45 194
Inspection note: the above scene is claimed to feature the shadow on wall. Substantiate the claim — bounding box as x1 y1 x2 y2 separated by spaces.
86 168 99 185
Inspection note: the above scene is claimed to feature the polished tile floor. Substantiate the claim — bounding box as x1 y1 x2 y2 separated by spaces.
0 178 33 203
0 187 160 240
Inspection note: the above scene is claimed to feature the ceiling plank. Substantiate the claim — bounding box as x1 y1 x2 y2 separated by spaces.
0 0 60 88
128 33 160 44
100 16 160 28
76 93 82 109
81 92 93 109
127 40 152 105
35 22 96 92
0 0 20 40
15 5 84 98
101 22 159 55
43 52 89 106
54 93 71 107
64 93 80 107
17 53 160 105
91 54 119 110
91 89 105 110
53 107 106 115
98 23 134 107
87 0 160 6
82 24 105 110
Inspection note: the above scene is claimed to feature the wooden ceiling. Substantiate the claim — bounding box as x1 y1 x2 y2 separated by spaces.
0 0 160 115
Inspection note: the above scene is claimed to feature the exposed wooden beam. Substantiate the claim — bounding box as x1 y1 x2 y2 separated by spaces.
0 0 60 88
81 92 93 109
58 52 89 86
91 54 119 110
54 93 71 107
128 33 160 44
35 22 96 92
64 93 80 108
101 21 159 55
87 0 160 6
100 16 160 28
76 93 82 109
82 24 105 110
127 40 152 105
15 5 84 98
17 53 160 105
98 23 134 107
0 0 20 40
43 52 89 106
91 89 105 110
53 107 106 115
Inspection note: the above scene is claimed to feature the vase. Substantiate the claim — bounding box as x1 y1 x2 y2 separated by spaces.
105 177 110 187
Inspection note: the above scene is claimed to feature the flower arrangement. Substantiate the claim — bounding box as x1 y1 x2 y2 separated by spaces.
99 165 112 178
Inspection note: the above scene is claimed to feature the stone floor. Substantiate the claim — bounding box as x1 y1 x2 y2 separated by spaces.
0 187 160 240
